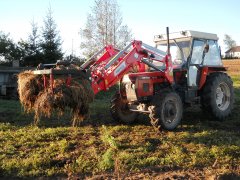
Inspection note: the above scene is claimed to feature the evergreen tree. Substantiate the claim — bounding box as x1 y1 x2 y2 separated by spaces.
41 7 63 64
0 31 22 65
20 20 43 66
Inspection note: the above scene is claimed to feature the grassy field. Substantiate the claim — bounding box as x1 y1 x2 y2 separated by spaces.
0 73 240 178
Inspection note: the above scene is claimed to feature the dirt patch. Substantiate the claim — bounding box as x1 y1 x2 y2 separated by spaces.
18 70 94 126
84 168 240 180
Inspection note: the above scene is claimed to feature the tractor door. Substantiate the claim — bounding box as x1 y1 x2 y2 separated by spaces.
188 39 206 88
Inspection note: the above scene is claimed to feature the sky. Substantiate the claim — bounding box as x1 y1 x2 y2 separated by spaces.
0 0 239 56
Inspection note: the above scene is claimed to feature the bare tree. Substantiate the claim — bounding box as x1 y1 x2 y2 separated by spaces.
223 34 236 50
80 0 132 57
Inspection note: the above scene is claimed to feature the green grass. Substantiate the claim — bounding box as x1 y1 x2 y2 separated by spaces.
0 78 240 178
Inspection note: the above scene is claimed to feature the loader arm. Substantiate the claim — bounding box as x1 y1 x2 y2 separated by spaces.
89 40 174 94
32 40 173 95
80 45 119 70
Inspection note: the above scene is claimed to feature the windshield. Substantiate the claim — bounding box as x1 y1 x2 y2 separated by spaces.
157 40 191 65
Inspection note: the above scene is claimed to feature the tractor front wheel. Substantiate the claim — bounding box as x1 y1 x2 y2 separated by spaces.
110 93 137 124
149 92 183 131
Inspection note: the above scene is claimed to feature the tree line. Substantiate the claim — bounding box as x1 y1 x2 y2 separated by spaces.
3 0 236 67
0 8 63 67
0 0 132 67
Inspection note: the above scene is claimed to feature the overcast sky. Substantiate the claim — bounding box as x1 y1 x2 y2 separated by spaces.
0 0 239 56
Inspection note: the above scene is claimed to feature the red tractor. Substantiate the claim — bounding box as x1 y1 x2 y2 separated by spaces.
34 28 234 130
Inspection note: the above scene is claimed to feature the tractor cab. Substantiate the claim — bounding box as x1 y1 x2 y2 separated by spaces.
154 30 223 89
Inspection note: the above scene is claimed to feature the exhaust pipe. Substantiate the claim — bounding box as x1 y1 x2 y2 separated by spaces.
166 27 170 55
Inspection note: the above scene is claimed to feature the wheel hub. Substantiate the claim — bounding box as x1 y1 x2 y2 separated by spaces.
216 87 224 105
215 82 230 111
164 101 177 123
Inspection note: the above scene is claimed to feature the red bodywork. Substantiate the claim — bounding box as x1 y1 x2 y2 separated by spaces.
198 66 227 89
39 40 226 99
39 40 174 97
128 72 166 97
83 40 174 95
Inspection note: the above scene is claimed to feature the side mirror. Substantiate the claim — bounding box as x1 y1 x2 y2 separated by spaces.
204 44 209 53
202 44 209 61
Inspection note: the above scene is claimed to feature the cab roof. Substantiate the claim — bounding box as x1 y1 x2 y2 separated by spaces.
154 30 219 44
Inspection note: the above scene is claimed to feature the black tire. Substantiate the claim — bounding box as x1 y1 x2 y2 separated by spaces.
149 92 183 131
201 72 234 120
110 93 137 124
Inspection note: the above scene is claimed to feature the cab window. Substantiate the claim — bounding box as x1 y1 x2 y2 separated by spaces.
191 40 205 64
203 40 222 66
158 40 190 65
191 39 222 66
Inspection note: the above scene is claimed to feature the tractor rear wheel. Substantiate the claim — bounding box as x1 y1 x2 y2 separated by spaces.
201 73 234 120
149 92 183 131
110 93 137 124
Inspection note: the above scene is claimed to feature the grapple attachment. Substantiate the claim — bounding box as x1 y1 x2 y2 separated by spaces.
18 62 94 125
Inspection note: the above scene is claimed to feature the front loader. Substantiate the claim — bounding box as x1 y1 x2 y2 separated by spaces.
29 27 234 130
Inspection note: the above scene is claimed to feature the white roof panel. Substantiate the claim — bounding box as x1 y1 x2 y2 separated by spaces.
154 30 218 43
